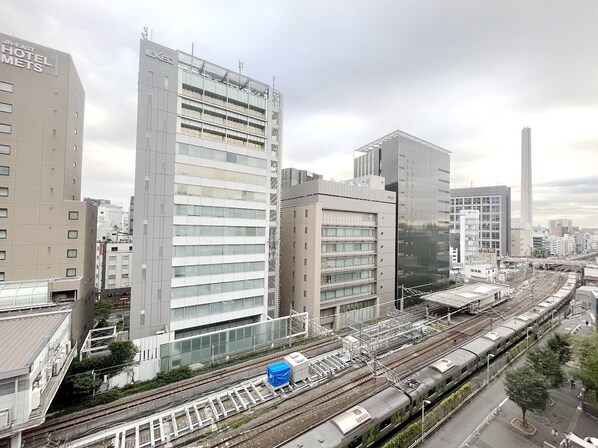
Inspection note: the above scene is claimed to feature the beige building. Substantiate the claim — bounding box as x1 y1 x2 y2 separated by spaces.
0 34 96 345
510 227 532 257
281 176 396 330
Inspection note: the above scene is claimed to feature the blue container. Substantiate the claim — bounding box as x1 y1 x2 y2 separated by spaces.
267 361 291 387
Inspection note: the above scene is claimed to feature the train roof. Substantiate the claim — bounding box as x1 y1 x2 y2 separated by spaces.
481 326 515 341
460 336 494 356
332 406 371 435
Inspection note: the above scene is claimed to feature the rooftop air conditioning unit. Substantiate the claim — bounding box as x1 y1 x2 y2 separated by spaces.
0 409 9 429
31 387 41 409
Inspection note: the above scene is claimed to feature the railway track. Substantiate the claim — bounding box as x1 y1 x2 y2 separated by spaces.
22 336 341 446
27 271 566 447
191 271 567 448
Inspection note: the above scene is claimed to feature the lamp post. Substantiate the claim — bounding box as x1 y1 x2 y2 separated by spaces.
486 353 495 384
526 327 532 350
421 399 431 442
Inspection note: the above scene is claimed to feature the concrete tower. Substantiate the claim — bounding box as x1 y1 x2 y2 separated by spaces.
521 127 532 230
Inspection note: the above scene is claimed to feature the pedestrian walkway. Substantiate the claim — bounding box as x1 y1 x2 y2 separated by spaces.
424 311 597 448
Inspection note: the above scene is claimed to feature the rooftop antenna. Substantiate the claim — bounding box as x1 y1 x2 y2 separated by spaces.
191 42 194 62
238 61 243 75
272 75 276 87
141 27 149 40
470 180 473 188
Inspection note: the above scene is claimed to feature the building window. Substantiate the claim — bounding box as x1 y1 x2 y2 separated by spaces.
0 208 6 218
0 145 9 155
0 82 13 93
0 124 11 134
0 272 4 281
67 230 78 239
0 187 7 196
0 166 8 176
305 210 308 217
0 251 5 260
0 230 5 239
0 103 12 113
66 268 77 277
67 249 77 258
305 227 307 234
68 211 79 220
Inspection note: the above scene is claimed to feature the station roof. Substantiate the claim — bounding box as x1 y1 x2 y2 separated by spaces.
0 312 69 380
421 283 508 308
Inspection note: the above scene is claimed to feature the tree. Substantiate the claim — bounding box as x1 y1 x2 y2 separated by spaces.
71 372 102 397
526 347 566 388
547 333 572 364
504 366 550 428
104 340 137 376
94 299 113 326
572 332 598 393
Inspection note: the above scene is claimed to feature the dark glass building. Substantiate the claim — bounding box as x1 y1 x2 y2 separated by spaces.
354 130 451 308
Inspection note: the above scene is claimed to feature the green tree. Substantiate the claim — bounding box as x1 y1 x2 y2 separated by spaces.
504 366 550 428
94 299 113 325
547 333 572 364
104 340 137 376
572 332 598 393
71 372 102 397
526 347 565 388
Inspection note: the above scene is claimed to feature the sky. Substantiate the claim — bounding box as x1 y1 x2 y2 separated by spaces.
2 0 598 228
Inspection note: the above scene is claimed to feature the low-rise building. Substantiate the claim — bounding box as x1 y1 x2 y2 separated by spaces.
0 308 73 446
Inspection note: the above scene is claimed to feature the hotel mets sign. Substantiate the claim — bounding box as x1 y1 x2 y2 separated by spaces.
1 38 54 74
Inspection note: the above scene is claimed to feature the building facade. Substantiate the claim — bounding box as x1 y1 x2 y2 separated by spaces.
281 167 322 188
280 177 395 330
95 241 133 297
354 130 450 307
131 38 282 346
0 34 96 345
450 186 511 257
459 209 480 264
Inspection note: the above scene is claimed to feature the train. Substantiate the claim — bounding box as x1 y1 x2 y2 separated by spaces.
282 273 578 448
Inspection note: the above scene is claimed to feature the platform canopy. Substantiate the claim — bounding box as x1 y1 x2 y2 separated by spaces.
421 283 508 309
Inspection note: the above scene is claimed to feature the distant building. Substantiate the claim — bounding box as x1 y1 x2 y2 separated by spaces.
450 186 511 257
510 228 532 257
354 130 451 308
281 177 396 330
463 263 497 283
459 210 480 264
0 33 96 347
548 219 573 237
281 168 322 188
95 241 133 298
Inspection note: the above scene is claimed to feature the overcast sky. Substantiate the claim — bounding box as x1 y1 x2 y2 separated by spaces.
3 0 598 228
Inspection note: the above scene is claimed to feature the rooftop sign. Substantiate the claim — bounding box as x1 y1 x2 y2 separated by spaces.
1 38 54 74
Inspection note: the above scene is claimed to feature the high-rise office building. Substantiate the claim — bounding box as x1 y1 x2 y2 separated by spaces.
0 34 96 344
354 130 451 308
450 186 512 257
280 176 396 330
521 127 532 230
131 38 281 349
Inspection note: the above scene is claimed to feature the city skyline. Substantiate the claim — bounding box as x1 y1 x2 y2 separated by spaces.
2 0 598 227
